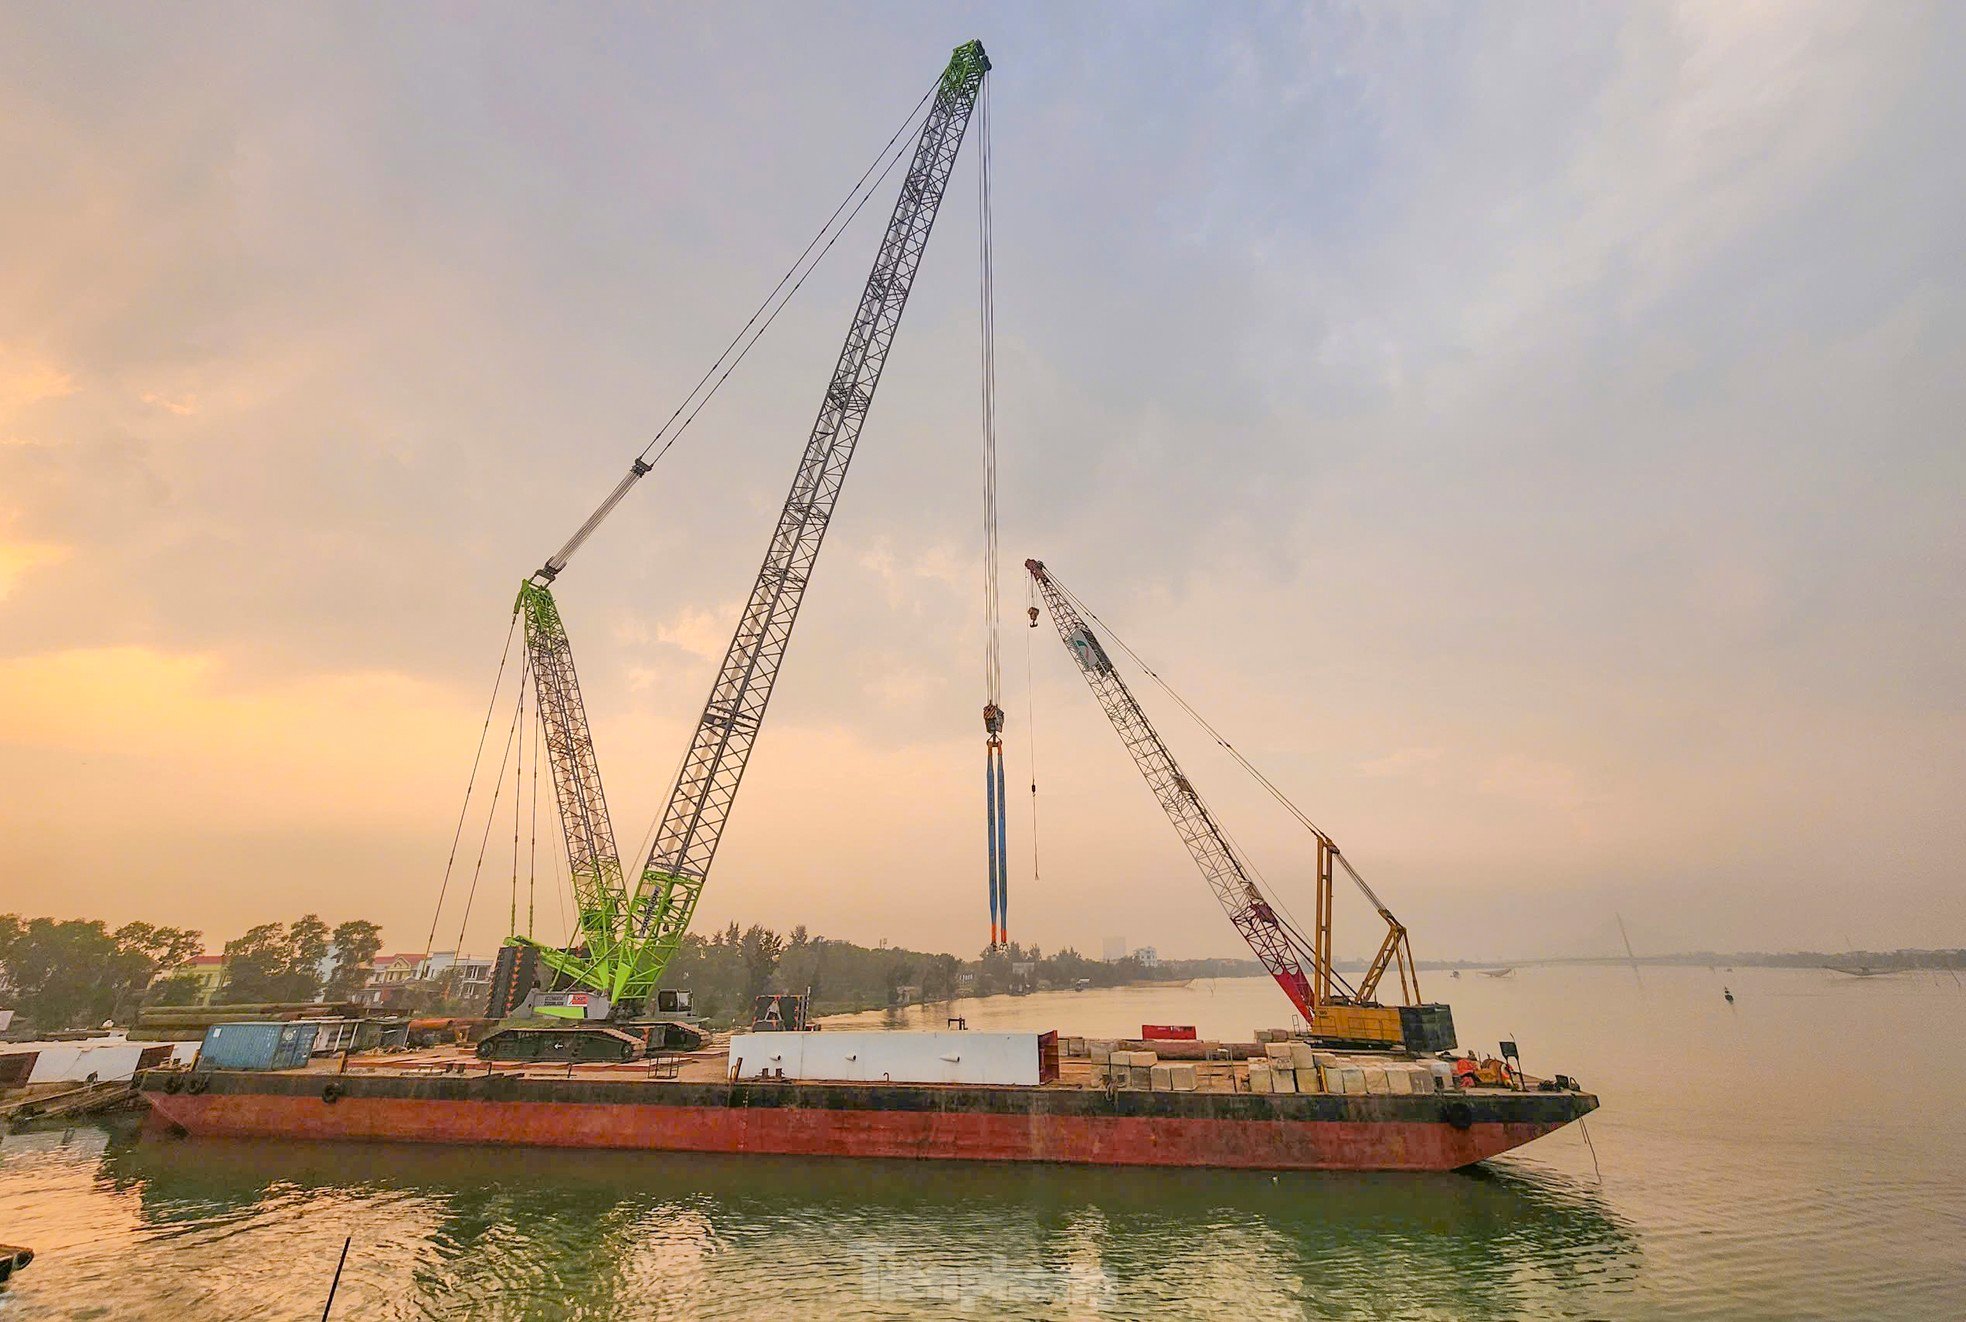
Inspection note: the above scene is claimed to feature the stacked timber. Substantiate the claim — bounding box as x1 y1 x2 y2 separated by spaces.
129 1002 367 1042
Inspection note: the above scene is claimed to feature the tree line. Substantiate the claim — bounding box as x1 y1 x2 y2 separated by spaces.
3 907 1261 1033
662 922 1258 1027
0 914 203 1031
1 911 386 1032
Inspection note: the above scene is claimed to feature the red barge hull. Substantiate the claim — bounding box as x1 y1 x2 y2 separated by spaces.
139 1071 1596 1172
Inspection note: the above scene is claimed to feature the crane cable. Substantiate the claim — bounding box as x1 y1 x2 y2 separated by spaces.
979 76 1001 715
536 80 941 582
527 689 540 941
425 612 521 959
1050 579 1391 913
454 649 530 960
977 75 1008 949
511 668 524 940
1024 575 1042 910
1041 575 1375 985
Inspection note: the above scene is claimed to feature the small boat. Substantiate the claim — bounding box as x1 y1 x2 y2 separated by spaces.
1723 987 1734 1004
1481 968 1515 979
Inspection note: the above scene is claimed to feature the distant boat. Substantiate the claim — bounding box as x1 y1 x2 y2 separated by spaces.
1450 970 1461 980
1826 965 1899 978
1481 968 1515 979
1723 987 1735 1004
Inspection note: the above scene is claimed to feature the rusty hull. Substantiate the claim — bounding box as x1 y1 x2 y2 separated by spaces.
140 1069 1596 1172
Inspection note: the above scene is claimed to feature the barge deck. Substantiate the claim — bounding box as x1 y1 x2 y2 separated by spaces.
140 1049 1596 1172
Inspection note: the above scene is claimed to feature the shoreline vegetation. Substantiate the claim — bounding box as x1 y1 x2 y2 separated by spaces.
3 907 1959 1034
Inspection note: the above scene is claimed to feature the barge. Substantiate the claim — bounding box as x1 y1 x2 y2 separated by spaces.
138 1042 1595 1173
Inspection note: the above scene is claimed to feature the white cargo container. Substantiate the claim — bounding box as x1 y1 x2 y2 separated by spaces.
726 1031 1055 1086
1271 1067 1298 1095
1247 1062 1273 1094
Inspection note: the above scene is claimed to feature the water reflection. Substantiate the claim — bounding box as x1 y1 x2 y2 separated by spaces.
71 1122 1640 1319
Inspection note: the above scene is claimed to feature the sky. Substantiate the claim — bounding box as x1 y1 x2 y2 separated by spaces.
1 2 1961 966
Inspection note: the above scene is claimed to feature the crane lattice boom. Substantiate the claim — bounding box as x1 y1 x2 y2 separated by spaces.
1024 559 1325 1021
508 40 990 1015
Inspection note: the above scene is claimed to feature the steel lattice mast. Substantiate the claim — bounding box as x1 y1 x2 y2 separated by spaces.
503 40 990 1014
626 43 991 977
1024 558 1340 1023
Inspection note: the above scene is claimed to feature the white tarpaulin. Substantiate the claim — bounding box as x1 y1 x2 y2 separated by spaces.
728 1031 1046 1086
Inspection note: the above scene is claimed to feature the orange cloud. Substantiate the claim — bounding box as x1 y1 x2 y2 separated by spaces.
0 531 69 599
0 646 470 815
0 345 76 417
140 390 199 416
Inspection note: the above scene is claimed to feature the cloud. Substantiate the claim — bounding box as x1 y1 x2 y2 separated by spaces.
1477 755 1600 814
0 5 1958 957
140 390 199 416
0 345 76 417
0 530 69 599
1358 746 1444 779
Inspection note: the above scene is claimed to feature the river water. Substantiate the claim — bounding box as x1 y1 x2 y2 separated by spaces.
1 965 1961 1318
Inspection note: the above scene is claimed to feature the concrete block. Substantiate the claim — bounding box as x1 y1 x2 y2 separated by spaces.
1327 1066 1366 1095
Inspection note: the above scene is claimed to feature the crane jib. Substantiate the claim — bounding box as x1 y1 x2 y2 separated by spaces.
1024 558 1335 1026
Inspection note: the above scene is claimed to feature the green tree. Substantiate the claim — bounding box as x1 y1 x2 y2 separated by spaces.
738 925 785 1008
144 973 206 1007
325 920 383 1000
0 913 203 1029
922 953 962 1001
219 917 330 1004
289 914 330 979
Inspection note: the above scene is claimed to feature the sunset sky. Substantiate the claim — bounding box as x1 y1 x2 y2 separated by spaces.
2 3 1960 966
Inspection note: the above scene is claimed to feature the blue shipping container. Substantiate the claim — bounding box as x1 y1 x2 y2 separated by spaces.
199 1021 319 1071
